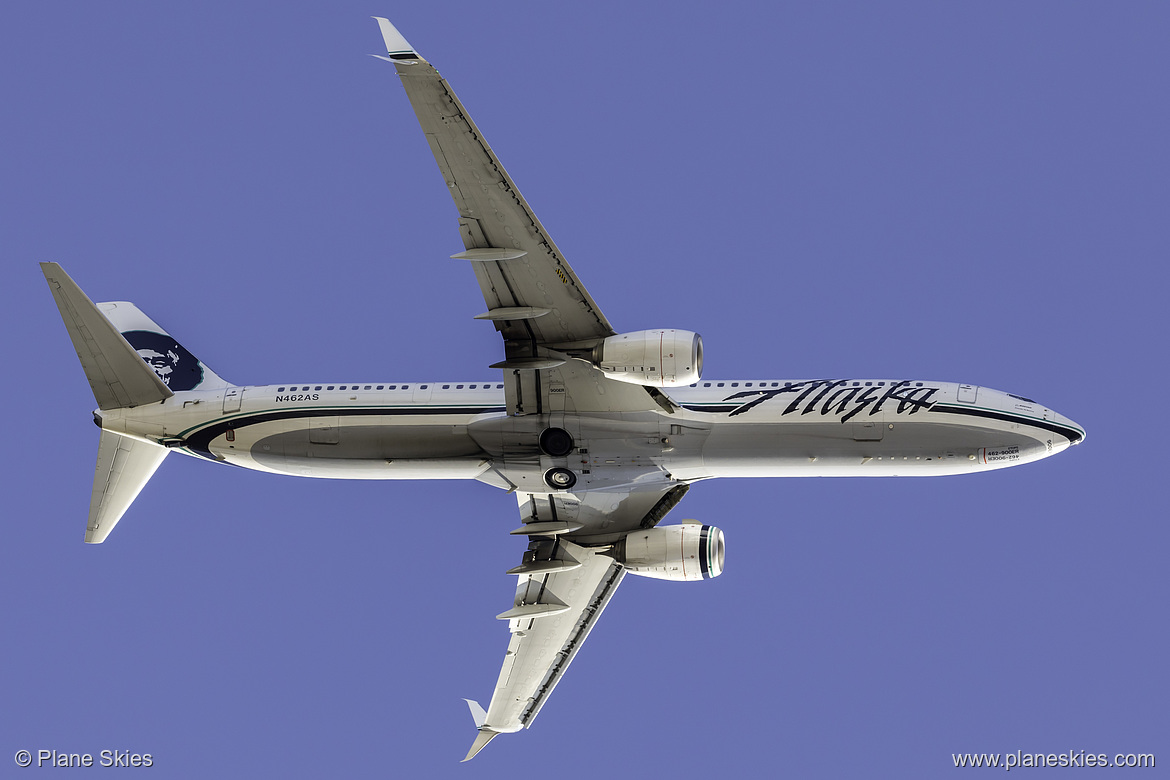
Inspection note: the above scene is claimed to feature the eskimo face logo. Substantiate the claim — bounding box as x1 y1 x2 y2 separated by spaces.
122 330 204 391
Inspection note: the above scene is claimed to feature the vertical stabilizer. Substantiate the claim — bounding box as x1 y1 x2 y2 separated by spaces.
42 263 231 409
96 301 230 392
88 430 168 543
42 263 174 410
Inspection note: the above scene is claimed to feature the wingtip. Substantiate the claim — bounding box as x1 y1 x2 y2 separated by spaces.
371 16 419 60
461 728 499 762
463 698 487 729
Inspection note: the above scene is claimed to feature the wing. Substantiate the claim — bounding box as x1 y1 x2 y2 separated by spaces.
372 19 671 417
374 18 612 347
371 20 696 760
463 483 689 761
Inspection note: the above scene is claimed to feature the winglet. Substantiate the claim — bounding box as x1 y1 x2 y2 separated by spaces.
461 728 499 762
371 17 421 61
463 698 487 729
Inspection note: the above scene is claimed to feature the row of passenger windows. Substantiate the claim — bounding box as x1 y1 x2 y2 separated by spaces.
276 384 505 392
688 381 927 388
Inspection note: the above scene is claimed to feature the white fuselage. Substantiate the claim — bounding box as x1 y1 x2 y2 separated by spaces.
98 377 1084 492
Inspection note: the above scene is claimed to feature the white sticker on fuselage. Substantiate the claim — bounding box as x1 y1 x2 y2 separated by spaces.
981 445 1020 464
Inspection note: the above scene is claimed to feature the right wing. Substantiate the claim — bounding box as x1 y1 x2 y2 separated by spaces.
373 17 615 351
372 18 678 420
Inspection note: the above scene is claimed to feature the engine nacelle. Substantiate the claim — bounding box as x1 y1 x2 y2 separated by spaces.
591 329 703 387
616 523 725 581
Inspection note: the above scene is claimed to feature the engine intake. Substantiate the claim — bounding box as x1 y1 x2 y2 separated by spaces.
591 329 703 387
616 523 725 581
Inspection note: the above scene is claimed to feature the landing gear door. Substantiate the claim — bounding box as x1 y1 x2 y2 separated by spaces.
223 387 243 413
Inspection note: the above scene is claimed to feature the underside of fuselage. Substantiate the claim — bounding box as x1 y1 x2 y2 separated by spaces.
111 379 1083 488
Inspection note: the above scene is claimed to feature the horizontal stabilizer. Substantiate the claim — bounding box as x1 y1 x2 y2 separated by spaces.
87 430 168 543
42 263 173 410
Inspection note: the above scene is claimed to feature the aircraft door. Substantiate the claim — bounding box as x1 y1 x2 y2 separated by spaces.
957 384 979 404
223 387 243 413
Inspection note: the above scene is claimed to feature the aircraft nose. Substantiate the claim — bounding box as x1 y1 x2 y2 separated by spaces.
1053 411 1086 446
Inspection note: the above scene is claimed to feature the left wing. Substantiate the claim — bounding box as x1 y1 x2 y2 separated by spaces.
464 537 624 761
464 484 689 761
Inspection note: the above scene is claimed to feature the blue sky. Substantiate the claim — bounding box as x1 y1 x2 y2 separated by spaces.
3 2 1166 777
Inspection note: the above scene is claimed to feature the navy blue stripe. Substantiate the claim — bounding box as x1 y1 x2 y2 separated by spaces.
929 404 1083 444
183 405 505 460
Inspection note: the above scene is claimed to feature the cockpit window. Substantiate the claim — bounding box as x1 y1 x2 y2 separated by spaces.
1007 393 1037 403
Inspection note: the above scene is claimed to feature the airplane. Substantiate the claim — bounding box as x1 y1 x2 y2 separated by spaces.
41 17 1085 762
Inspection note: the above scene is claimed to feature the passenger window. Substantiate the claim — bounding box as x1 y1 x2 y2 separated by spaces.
364 385 371 390
278 387 285 392
456 384 464 389
377 385 384 390
704 383 711 387
314 386 322 391
442 385 450 389
717 383 724 387
327 386 335 390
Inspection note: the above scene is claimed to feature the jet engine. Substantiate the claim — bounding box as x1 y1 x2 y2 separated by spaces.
591 329 703 387
615 523 725 581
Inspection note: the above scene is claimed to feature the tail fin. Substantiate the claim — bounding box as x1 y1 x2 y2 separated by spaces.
87 430 168 543
43 263 231 543
96 300 230 393
41 263 229 408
